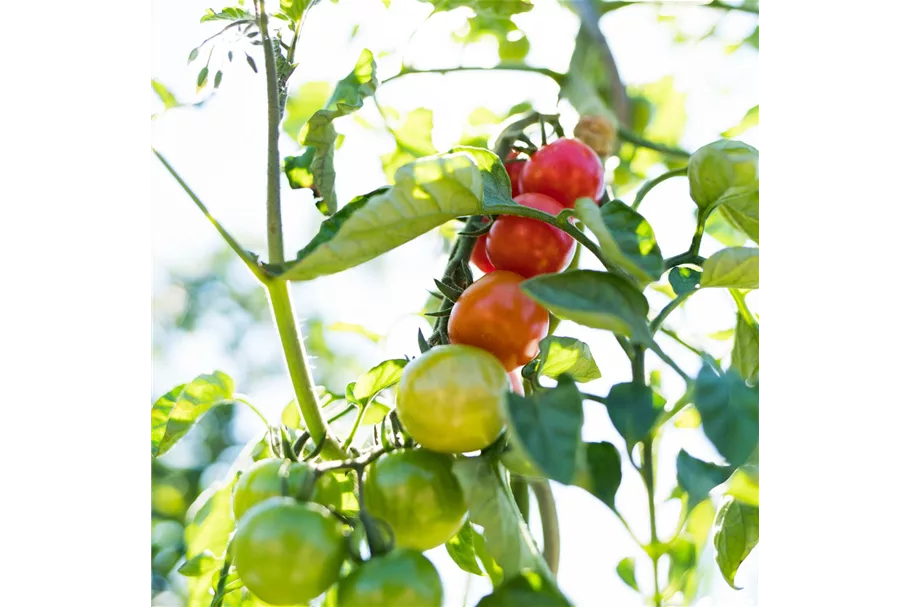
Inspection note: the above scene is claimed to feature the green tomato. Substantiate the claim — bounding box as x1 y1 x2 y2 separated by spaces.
232 459 316 520
396 344 508 454
233 497 346 606
337 550 443 607
687 139 759 211
363 449 468 551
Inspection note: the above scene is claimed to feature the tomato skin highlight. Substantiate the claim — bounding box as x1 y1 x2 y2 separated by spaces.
519 138 605 208
336 549 443 607
363 449 468 551
504 151 526 197
397 344 508 453
232 459 314 520
447 270 550 371
485 192 575 278
471 233 496 274
233 497 346 606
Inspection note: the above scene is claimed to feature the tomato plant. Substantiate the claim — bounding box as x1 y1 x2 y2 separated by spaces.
151 1 759 606
362 449 468 551
485 192 576 278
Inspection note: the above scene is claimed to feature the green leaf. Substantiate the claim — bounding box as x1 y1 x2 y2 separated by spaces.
445 522 484 576
285 49 377 214
452 458 550 580
188 47 199 63
505 376 583 485
713 496 759 589
727 466 759 507
575 198 664 288
628 76 689 175
476 570 573 607
693 366 759 469
450 145 513 208
152 80 179 109
280 152 483 281
152 372 235 457
178 550 218 577
381 108 438 183
472 528 504 585
604 382 665 455
521 270 652 344
362 402 390 425
669 266 701 296
731 311 759 383
213 70 223 88
184 476 238 606
574 441 622 511
200 7 253 22
722 105 759 138
701 247 758 289
536 336 601 383
245 52 257 73
616 557 638 592
676 450 732 510
283 81 333 138
719 189 759 243
196 66 209 92
280 0 310 21
704 207 748 247
352 359 408 404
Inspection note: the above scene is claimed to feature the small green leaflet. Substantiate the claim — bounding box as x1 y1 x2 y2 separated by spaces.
445 522 484 576
152 80 179 109
152 372 235 457
177 550 218 577
713 496 759 589
700 247 759 289
280 0 310 22
604 382 665 455
676 450 732 511
693 366 759 469
669 266 701 295
535 336 601 383
200 7 253 22
351 359 408 404
575 441 622 512
616 557 638 592
719 189 759 243
722 105 759 138
704 208 748 247
731 310 759 383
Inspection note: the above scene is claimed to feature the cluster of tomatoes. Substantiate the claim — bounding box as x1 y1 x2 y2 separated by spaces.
227 138 605 607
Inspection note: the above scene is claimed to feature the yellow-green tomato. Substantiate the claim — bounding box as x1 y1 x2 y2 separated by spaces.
233 497 346 606
396 344 508 453
687 139 759 211
232 459 316 521
337 550 443 607
363 449 468 551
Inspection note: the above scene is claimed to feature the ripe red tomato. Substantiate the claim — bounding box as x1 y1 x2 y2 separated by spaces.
485 193 575 278
448 270 550 371
470 218 495 274
519 138 605 208
504 151 526 197
508 369 524 396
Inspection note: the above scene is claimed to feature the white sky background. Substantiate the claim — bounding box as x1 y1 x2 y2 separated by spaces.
152 1 759 605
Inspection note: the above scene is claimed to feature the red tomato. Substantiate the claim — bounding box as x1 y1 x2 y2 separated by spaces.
470 235 495 274
508 370 525 396
504 151 526 197
485 193 575 278
519 138 605 209
448 270 550 371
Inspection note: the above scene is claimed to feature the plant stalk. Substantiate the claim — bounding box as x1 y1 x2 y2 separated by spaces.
256 0 284 264
531 480 561 576
632 167 688 211
511 476 531 526
266 279 345 459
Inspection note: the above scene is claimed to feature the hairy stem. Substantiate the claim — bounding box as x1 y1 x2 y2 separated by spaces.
632 167 688 211
266 280 346 459
256 0 284 264
619 126 691 159
531 480 561 575
574 0 631 126
642 438 662 607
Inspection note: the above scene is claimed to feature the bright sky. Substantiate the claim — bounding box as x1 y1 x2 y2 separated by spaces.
152 1 759 605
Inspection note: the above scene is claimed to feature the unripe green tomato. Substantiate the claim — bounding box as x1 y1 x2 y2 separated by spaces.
233 497 347 606
396 344 509 453
232 459 317 521
687 139 758 211
629 96 653 135
337 550 443 607
363 449 468 551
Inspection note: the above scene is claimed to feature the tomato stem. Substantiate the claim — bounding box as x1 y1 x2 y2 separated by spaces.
531 480 561 575
631 167 688 211
510 476 531 525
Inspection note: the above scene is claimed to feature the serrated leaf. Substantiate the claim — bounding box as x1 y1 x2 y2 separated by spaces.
713 496 759 589
452 458 550 581
693 366 759 469
280 153 483 281
575 198 664 288
669 266 701 296
676 450 732 511
178 550 218 577
286 49 377 214
701 247 758 289
536 336 601 383
616 557 638 592
574 441 622 511
521 270 652 345
505 376 583 484
476 570 573 607
445 522 484 576
604 382 665 455
152 372 235 457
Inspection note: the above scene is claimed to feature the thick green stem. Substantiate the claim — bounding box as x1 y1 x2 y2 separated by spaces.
256 0 284 264
531 480 560 575
688 209 708 259
511 476 531 526
642 438 661 607
663 251 705 270
632 167 688 211
650 291 695 334
266 280 345 459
